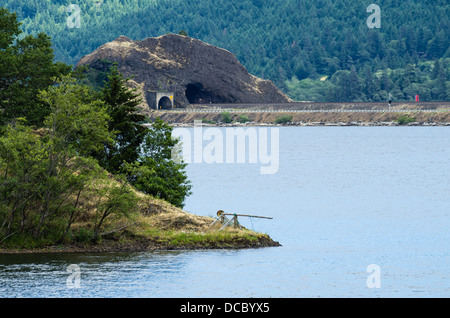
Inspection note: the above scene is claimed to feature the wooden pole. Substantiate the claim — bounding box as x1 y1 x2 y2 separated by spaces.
221 213 273 219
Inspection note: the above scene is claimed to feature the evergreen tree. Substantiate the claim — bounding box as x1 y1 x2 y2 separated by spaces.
362 66 376 100
348 66 361 100
124 118 192 208
0 7 71 126
431 59 442 80
380 69 391 92
96 66 147 174
434 66 448 100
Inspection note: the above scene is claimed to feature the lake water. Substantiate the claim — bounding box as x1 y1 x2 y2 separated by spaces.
1 127 449 298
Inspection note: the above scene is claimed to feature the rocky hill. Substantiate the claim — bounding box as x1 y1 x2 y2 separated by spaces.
76 34 292 110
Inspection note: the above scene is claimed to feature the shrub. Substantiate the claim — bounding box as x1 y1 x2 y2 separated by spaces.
200 117 216 124
274 115 293 124
396 114 416 125
220 111 233 123
237 114 250 123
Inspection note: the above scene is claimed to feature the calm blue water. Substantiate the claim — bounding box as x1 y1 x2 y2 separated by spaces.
1 127 449 298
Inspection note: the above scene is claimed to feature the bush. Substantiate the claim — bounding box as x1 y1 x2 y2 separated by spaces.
274 115 293 124
124 118 192 208
220 111 233 123
237 114 250 123
200 117 216 124
73 228 95 243
396 114 416 125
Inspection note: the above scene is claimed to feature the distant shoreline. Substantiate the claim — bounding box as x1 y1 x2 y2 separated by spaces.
143 102 450 127
145 111 450 127
167 121 450 127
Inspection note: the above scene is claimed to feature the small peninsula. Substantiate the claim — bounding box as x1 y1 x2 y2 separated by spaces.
0 171 280 254
0 10 281 254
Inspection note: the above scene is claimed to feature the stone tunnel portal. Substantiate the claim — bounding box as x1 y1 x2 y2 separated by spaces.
147 91 174 110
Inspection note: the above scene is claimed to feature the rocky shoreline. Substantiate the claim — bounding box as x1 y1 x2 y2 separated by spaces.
169 120 450 127
147 108 450 127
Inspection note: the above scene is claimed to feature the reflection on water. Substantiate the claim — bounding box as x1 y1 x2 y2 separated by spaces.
1 127 450 298
0 251 190 297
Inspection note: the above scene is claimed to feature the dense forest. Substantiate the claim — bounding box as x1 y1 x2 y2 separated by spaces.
1 0 450 102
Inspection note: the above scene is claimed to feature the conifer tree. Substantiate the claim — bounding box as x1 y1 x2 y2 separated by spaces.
0 7 71 126
96 66 147 174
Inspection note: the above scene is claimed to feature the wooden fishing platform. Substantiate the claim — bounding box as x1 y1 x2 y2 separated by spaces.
210 210 273 230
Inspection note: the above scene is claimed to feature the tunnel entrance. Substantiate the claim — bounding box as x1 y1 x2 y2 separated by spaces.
185 83 227 104
158 96 172 109
146 91 174 110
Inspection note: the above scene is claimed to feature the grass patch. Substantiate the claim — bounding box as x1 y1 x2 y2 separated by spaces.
200 117 216 124
274 115 293 124
165 230 259 247
237 114 250 123
220 111 233 123
396 114 416 125
132 213 270 249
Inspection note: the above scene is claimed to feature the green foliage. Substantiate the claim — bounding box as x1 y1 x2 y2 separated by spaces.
286 59 450 102
0 75 143 246
40 75 114 157
94 66 147 174
220 112 233 123
93 180 139 240
0 106 108 244
73 227 95 243
124 118 192 208
0 10 193 248
77 59 116 90
237 115 250 123
200 117 216 124
274 115 293 124
284 77 333 102
396 114 416 125
0 7 71 126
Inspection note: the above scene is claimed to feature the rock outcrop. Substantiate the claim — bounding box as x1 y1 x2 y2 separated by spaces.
76 34 292 110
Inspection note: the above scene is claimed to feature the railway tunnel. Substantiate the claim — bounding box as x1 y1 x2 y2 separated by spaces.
185 83 230 104
147 91 174 110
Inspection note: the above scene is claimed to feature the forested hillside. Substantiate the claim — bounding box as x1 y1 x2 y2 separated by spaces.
2 0 449 102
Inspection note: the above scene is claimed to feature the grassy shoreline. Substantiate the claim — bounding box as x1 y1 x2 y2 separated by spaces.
0 192 280 254
0 231 279 254
0 229 280 254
